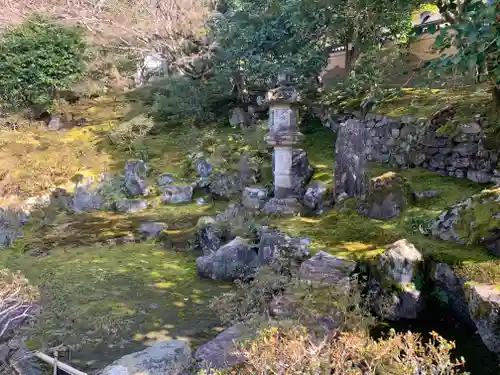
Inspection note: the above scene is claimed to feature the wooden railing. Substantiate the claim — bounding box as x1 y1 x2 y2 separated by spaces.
34 351 87 375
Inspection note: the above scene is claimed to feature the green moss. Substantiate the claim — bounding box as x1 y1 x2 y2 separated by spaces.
435 122 457 137
2 91 499 373
273 146 499 284
375 85 492 123
2 241 231 370
464 283 493 319
454 187 500 244
482 128 500 150
1 198 232 371
363 172 412 208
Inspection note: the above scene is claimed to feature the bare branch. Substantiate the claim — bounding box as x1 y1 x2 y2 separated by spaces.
0 0 216 59
0 270 40 344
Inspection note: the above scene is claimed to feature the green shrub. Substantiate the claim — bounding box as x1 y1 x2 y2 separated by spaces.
230 325 467 375
406 214 434 235
151 74 234 127
0 16 86 110
97 176 127 204
108 114 155 150
208 259 467 375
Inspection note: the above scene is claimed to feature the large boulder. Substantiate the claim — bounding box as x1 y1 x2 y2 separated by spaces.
303 182 329 211
124 160 149 197
430 262 473 325
71 177 106 213
359 172 412 220
334 119 367 201
272 149 313 197
98 340 191 375
0 207 27 249
157 173 174 186
0 229 21 249
160 186 193 204
263 198 302 216
242 187 269 210
215 203 245 222
209 172 242 199
194 204 256 255
298 251 356 285
270 251 356 318
431 187 500 255
196 237 258 281
370 239 425 320
194 324 250 372
465 283 500 354
139 222 168 240
195 216 227 255
257 228 311 266
114 199 148 214
194 158 214 178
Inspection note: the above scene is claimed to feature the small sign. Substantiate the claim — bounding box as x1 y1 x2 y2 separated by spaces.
272 108 290 132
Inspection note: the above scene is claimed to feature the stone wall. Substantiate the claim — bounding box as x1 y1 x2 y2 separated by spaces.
323 111 500 185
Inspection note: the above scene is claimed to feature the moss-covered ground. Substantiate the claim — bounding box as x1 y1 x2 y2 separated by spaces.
275 161 500 284
374 85 493 123
1 201 232 372
1 95 499 371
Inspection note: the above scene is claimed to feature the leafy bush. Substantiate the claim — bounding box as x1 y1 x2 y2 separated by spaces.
321 47 407 113
151 74 234 127
0 16 86 110
211 266 291 326
97 176 128 204
209 259 467 374
420 1 500 116
108 114 155 150
231 326 467 374
406 214 434 235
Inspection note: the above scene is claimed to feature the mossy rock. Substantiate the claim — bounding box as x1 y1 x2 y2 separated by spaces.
482 127 500 151
463 282 500 353
359 172 412 220
435 121 459 138
432 186 500 256
455 187 500 246
370 239 424 292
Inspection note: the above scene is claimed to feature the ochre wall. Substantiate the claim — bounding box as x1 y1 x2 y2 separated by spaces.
321 31 458 83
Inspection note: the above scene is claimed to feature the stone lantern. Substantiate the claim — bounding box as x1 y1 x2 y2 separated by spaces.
265 73 304 199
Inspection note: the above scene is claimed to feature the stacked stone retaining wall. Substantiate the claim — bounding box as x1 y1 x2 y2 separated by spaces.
314 106 499 185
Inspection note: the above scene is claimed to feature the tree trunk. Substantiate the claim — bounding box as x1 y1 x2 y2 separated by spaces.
493 85 500 115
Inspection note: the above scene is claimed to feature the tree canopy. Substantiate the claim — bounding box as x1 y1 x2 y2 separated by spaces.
427 0 499 109
213 0 420 90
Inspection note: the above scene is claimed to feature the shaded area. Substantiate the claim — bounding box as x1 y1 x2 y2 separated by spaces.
20 200 228 252
373 298 500 375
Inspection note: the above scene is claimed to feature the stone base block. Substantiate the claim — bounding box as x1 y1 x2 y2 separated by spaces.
263 198 302 215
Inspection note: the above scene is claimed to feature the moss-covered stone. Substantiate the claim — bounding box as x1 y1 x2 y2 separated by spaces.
464 282 500 353
368 239 425 320
358 172 412 220
433 187 500 255
482 128 500 151
435 122 458 137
